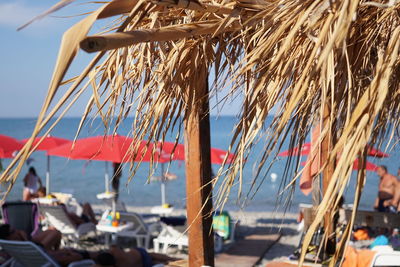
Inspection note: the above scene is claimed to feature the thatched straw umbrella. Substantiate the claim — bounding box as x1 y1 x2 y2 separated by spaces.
2 0 400 265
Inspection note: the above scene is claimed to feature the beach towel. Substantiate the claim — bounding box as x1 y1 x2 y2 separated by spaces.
370 235 389 249
300 124 321 195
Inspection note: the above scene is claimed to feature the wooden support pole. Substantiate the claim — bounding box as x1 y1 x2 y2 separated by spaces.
184 68 214 266
321 103 336 254
80 20 240 53
311 176 321 206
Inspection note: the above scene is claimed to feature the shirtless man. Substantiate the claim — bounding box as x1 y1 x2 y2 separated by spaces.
374 165 399 212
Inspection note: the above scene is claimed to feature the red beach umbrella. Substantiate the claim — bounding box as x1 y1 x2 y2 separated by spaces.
366 145 389 158
156 142 235 164
301 159 377 172
153 142 235 205
280 143 389 158
47 135 151 194
210 147 236 164
352 158 378 171
47 135 150 163
21 136 72 194
278 143 311 157
0 135 23 158
22 136 71 151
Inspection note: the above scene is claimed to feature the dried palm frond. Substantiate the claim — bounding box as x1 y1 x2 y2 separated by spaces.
2 0 400 264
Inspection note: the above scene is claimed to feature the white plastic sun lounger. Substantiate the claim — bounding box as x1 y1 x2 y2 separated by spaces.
0 239 94 267
153 220 237 254
153 223 188 253
39 205 96 247
115 212 161 249
370 250 400 267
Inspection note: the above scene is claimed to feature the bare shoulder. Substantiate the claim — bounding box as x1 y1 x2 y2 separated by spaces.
389 174 399 183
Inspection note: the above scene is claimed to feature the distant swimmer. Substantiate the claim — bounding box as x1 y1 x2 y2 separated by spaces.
374 165 398 212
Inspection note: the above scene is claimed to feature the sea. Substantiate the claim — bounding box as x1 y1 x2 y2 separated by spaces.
0 117 398 212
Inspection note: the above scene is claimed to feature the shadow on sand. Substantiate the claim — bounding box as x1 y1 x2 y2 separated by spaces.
256 217 298 225
237 225 299 238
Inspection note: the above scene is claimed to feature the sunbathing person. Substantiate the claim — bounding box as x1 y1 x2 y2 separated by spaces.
92 246 178 267
36 187 97 225
0 223 177 267
51 246 178 267
62 203 98 226
0 224 61 250
374 165 399 212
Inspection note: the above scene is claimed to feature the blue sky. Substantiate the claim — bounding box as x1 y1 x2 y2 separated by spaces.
0 0 242 118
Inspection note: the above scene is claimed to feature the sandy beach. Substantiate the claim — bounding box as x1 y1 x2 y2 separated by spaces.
91 204 301 265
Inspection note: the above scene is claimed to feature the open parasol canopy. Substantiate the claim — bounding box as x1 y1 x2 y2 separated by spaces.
301 158 378 172
366 146 389 158
22 136 71 151
47 135 150 163
279 143 389 158
278 143 312 157
0 135 23 158
47 135 151 195
352 159 378 172
47 135 152 214
157 142 235 164
147 142 235 205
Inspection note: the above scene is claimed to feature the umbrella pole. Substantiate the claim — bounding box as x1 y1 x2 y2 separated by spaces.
112 197 116 215
46 155 51 195
105 162 110 192
183 70 214 267
161 163 166 205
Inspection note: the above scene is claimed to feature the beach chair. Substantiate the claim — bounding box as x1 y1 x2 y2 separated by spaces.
39 205 96 247
370 251 400 267
115 212 161 249
96 193 127 212
0 239 94 267
344 209 400 228
153 223 188 253
109 200 127 212
1 201 39 238
153 219 237 253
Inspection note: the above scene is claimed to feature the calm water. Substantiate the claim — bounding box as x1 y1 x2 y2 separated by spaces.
0 117 398 212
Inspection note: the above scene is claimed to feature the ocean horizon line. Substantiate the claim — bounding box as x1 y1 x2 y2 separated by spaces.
0 114 242 120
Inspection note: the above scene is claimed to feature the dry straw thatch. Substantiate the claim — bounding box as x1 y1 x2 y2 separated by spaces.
2 0 400 264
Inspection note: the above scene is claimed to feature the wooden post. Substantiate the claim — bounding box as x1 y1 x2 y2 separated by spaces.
311 176 321 206
184 69 215 267
321 103 335 254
